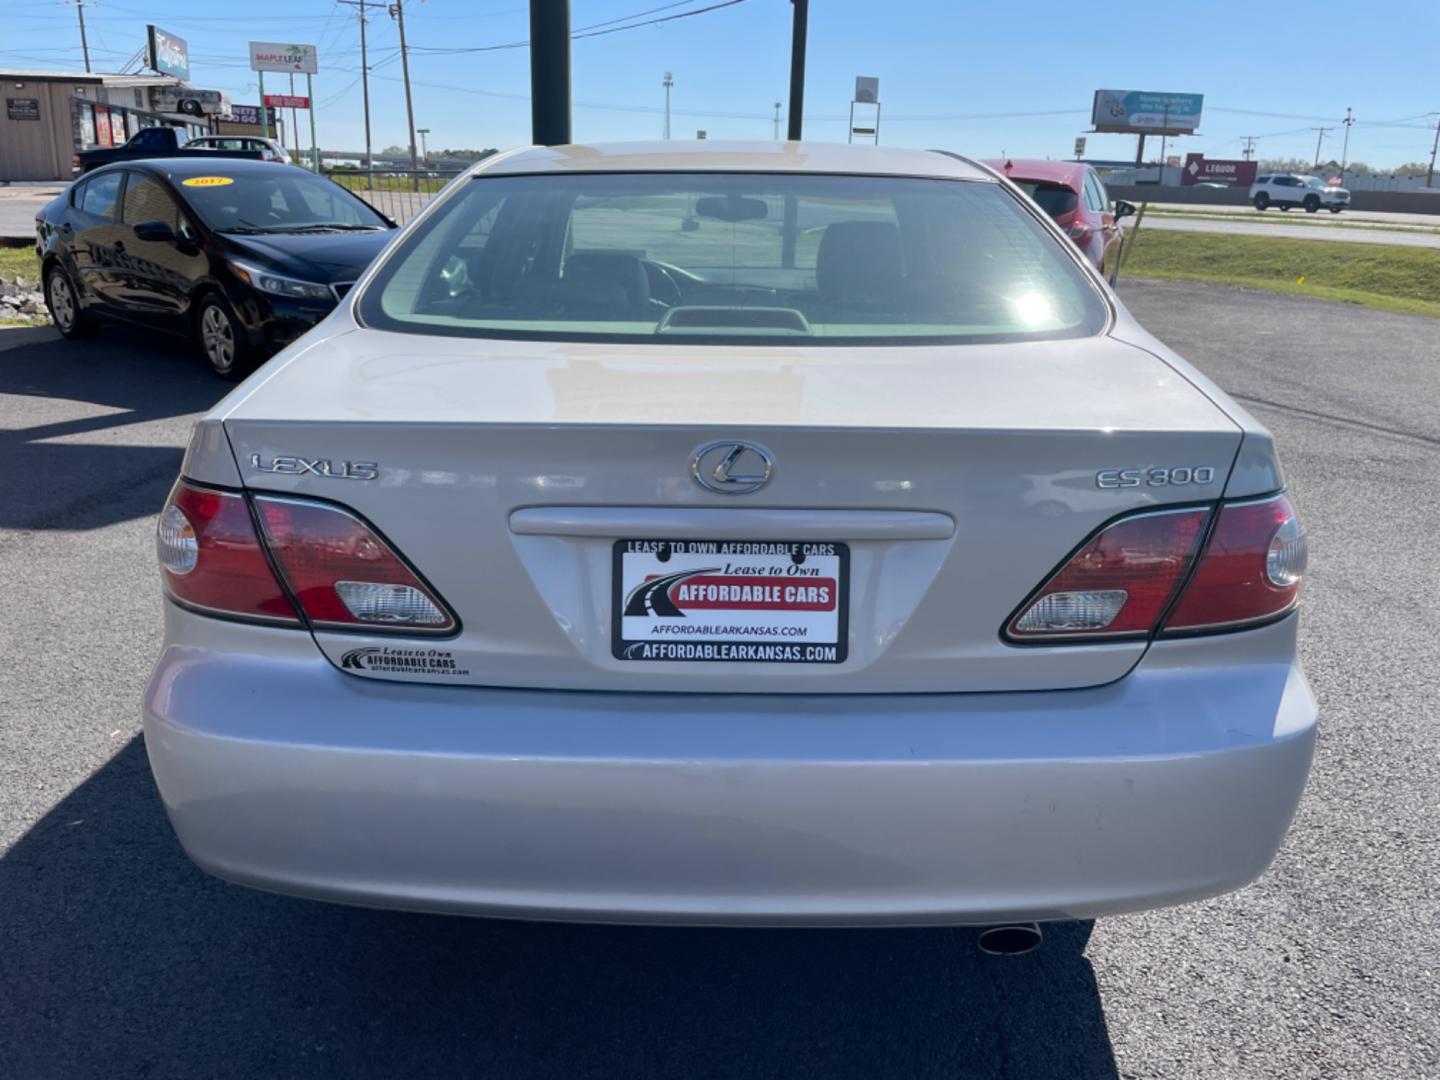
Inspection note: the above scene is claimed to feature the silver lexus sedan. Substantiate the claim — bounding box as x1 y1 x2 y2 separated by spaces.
143 142 1315 926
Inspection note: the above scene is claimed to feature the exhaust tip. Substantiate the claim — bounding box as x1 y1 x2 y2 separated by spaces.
977 923 1043 957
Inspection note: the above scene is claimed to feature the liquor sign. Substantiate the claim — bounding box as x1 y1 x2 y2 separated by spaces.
1181 153 1258 187
146 25 190 81
263 94 310 110
248 42 319 74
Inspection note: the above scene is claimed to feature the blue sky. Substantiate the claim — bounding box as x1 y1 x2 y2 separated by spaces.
4 0 1437 167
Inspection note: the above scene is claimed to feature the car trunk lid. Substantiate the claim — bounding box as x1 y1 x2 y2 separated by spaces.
221 328 1242 693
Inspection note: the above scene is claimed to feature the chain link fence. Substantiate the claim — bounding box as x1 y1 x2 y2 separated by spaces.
327 169 466 225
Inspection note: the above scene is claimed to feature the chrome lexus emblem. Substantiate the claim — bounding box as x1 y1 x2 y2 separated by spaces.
691 441 774 495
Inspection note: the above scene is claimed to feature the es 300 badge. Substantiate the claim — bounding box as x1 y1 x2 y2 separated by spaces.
612 539 849 664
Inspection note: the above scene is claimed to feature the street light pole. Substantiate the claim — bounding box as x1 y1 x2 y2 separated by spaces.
662 72 673 140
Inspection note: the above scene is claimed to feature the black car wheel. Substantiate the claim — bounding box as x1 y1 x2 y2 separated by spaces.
1304 195 1321 214
1253 192 1270 210
195 295 251 380
44 264 95 339
1329 206 1343 214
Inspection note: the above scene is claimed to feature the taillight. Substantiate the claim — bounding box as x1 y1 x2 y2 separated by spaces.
253 496 455 632
156 482 455 633
1161 494 1305 633
157 481 300 624
1006 507 1209 640
1005 493 1306 643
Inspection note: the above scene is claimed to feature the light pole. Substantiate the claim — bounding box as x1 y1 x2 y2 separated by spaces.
662 72 673 140
773 101 782 140
417 127 430 167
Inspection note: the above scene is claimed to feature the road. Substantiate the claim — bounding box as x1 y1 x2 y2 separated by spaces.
1144 211 1440 249
1 281 1437 1078
0 185 62 242
1142 201 1440 229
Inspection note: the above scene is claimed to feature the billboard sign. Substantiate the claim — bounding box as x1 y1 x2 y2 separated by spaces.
1181 153 1258 187
853 76 879 104
263 94 310 110
147 25 191 82
249 42 319 74
1092 90 1203 134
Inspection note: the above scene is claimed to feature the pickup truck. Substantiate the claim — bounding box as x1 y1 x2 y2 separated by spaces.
77 126 261 174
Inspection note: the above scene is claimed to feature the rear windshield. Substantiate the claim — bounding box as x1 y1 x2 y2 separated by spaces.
358 172 1108 345
1011 180 1079 220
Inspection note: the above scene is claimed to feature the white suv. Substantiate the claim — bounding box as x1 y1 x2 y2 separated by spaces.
1250 173 1350 213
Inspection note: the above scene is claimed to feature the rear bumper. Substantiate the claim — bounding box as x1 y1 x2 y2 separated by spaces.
143 607 1316 926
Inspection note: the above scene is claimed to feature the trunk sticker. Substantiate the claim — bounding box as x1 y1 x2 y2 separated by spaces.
340 646 470 676
613 540 848 664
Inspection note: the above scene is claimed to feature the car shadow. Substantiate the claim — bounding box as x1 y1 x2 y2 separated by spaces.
0 328 230 531
1 737 1120 1080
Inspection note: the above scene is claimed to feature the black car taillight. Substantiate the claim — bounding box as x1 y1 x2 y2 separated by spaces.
157 481 455 633
1005 494 1306 642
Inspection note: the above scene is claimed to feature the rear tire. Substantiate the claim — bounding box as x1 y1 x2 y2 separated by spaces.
44 263 95 339
194 295 252 380
1329 207 1343 214
1253 193 1270 210
1303 195 1320 214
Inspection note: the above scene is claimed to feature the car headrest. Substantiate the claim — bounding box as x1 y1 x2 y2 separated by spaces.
816 221 904 302
563 251 651 311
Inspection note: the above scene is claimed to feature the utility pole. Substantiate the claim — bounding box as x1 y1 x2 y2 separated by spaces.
786 0 807 141
772 101 781 140
1340 107 1354 180
1241 136 1257 161
71 0 92 73
389 0 420 191
1426 113 1440 189
1311 126 1334 169
662 72 673 140
336 0 374 175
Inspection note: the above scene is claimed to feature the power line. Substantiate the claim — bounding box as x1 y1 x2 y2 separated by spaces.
406 0 747 54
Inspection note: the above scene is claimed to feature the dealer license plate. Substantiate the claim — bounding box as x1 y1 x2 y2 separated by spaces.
612 539 849 664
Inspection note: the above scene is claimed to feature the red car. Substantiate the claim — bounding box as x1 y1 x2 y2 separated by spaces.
983 159 1134 284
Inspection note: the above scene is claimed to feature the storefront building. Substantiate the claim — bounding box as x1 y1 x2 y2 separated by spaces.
0 70 228 182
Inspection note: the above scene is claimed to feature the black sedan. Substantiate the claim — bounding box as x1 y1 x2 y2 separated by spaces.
35 158 396 378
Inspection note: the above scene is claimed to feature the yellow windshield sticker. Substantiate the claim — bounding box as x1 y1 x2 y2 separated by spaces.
182 176 234 187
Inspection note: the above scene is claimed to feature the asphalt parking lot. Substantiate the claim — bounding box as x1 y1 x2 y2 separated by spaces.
1 279 1437 1079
